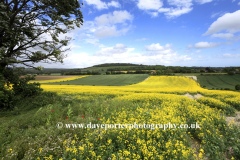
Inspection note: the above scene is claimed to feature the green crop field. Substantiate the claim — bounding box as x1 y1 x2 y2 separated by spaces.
50 73 61 75
174 73 227 76
42 74 149 86
197 75 240 90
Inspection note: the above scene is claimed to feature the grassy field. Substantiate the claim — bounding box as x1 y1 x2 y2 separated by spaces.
41 74 149 86
50 73 61 75
1 76 240 159
197 75 240 90
174 73 227 76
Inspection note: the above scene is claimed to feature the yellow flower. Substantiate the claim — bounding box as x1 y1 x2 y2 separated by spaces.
38 148 43 154
71 140 75 145
44 155 54 160
199 152 203 159
72 146 77 155
8 148 13 154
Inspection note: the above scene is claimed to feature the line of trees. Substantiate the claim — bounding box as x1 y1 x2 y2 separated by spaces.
64 71 100 75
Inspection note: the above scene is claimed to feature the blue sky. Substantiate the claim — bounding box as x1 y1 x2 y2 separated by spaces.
36 0 240 68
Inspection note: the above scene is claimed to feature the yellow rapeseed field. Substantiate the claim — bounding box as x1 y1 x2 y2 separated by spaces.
4 76 239 160
30 76 240 159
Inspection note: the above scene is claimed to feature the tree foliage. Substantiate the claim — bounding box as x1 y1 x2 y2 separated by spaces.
0 0 84 109
236 84 240 90
0 0 83 71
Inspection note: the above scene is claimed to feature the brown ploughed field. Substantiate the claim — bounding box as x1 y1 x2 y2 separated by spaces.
20 75 78 81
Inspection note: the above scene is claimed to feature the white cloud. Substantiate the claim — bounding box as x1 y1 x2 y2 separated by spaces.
203 10 240 35
145 43 165 51
95 10 133 26
223 53 240 58
137 0 163 10
194 42 223 48
136 0 193 18
32 42 192 68
88 10 93 14
94 43 105 48
164 7 193 18
84 38 99 44
238 2 240 5
108 1 121 8
144 43 175 55
135 38 147 41
211 33 234 39
232 0 236 2
159 0 193 18
114 43 127 49
195 0 213 4
195 50 201 53
84 0 108 10
84 0 121 10
81 11 133 38
148 11 159 17
211 11 226 18
94 44 133 56
158 8 171 12
94 25 130 38
167 0 192 8
198 55 206 59
187 44 193 48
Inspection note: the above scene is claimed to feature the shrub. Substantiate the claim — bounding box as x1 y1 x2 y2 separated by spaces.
224 88 231 90
236 84 240 90
12 76 43 97
0 73 15 109
228 71 235 75
1 67 43 109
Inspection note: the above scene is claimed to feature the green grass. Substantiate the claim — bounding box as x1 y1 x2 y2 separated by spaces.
50 73 61 75
174 73 227 76
197 75 240 90
42 74 149 86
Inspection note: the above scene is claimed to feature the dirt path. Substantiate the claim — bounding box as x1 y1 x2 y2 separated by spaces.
182 92 203 99
143 77 149 82
225 111 240 126
183 76 198 82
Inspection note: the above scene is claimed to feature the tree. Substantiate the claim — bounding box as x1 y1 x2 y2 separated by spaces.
0 0 83 74
228 71 235 75
236 84 240 90
44 71 51 75
0 0 84 109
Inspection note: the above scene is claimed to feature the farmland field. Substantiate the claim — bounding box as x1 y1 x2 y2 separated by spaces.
197 75 240 90
41 74 149 86
1 76 240 160
174 73 227 76
29 75 79 81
